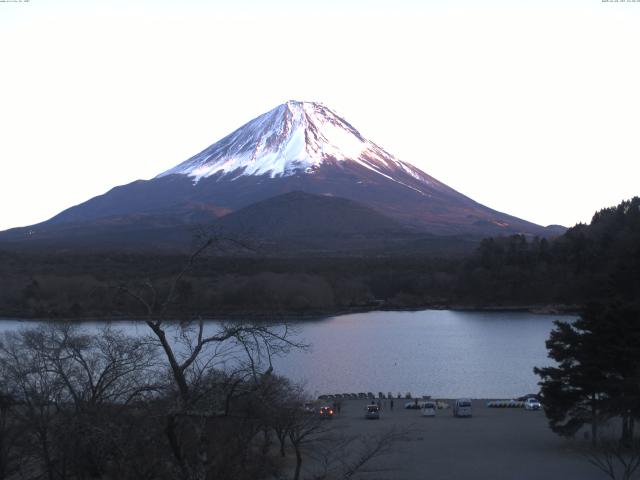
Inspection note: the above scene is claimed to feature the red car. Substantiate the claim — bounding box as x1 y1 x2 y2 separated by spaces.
319 406 334 418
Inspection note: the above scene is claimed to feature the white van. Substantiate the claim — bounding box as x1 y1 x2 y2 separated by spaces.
421 401 437 417
453 398 472 417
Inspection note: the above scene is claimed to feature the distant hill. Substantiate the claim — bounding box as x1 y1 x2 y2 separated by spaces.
212 191 414 254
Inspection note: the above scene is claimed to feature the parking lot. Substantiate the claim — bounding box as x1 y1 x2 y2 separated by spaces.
304 398 605 480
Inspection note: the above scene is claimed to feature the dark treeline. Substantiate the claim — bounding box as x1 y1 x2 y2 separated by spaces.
1 197 638 319
0 252 460 319
464 196 640 307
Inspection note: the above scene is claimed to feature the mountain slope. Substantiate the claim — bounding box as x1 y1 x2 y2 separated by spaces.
0 100 562 251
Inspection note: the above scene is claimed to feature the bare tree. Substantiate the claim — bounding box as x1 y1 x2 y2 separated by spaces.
117 236 306 480
0 375 22 480
288 408 335 480
584 437 640 480
267 381 305 458
0 329 67 480
21 323 160 409
310 426 412 480
0 323 161 480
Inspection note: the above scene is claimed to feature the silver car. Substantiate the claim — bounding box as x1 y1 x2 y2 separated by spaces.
453 398 472 417
524 398 542 410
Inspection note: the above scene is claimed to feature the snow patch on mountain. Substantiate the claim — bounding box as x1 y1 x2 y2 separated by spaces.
157 101 420 184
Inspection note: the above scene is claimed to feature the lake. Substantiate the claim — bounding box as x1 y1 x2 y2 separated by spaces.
0 309 571 399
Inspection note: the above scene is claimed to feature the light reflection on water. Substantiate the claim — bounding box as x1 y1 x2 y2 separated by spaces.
273 310 569 398
0 310 571 398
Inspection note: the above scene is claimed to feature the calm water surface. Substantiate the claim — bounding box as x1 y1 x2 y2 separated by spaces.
0 310 571 398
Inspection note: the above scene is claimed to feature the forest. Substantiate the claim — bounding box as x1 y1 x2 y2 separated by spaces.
0 197 638 320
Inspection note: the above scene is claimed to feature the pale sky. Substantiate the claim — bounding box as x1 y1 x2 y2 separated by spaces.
1 0 639 231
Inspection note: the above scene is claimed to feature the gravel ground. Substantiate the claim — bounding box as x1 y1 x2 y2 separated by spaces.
303 398 605 480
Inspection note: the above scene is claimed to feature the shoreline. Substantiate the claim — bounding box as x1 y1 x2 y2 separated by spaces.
0 303 581 323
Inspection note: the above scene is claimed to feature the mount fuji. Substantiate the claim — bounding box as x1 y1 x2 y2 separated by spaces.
157 100 435 186
0 101 562 252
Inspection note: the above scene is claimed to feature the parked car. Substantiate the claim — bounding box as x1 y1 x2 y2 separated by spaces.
517 393 541 402
453 398 472 417
319 406 334 419
365 404 380 419
524 398 542 410
304 402 315 413
404 399 423 409
421 401 437 417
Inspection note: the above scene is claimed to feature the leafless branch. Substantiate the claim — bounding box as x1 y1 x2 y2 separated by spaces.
583 436 640 480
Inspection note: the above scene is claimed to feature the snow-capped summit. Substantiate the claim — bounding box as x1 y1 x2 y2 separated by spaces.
157 100 434 189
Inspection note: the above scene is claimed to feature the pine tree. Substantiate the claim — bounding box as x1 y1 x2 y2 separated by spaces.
535 313 608 444
535 303 640 445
